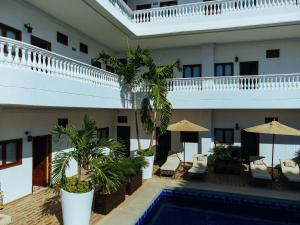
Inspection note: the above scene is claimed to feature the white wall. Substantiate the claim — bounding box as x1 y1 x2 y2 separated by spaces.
148 39 300 78
213 109 300 166
0 0 115 65
0 108 115 204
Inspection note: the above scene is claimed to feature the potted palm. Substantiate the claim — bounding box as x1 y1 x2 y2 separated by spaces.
137 148 156 179
118 156 147 194
52 115 123 225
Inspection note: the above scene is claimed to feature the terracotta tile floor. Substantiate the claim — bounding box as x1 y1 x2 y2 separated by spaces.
1 188 103 225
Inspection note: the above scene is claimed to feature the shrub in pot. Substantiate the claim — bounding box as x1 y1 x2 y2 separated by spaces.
52 115 124 225
137 148 155 179
118 156 147 195
211 144 242 174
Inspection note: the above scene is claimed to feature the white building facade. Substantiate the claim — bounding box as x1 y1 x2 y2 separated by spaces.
0 0 299 204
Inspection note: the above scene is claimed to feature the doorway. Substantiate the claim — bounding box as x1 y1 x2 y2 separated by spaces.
31 35 51 51
32 135 52 187
117 126 131 157
156 128 171 163
241 129 259 163
240 61 259 89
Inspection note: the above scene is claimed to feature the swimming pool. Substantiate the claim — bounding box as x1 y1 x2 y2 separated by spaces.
135 189 300 225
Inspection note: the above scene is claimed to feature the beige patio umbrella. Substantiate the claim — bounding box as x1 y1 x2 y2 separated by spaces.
244 120 300 179
167 119 208 163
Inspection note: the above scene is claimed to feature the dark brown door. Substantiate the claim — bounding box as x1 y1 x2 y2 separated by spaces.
240 61 259 89
117 126 130 157
241 129 259 163
31 35 51 51
32 135 51 187
156 128 171 162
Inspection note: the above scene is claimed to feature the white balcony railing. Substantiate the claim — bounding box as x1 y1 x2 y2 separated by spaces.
135 74 300 92
0 37 120 89
107 0 299 24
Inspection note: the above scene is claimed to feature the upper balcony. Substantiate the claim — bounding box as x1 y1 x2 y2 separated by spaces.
97 0 300 36
1 36 300 109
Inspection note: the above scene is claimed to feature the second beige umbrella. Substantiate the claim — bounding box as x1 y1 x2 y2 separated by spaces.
244 120 300 179
167 119 208 163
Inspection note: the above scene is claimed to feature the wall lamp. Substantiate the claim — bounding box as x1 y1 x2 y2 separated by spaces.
24 23 33 33
25 131 33 142
235 56 239 62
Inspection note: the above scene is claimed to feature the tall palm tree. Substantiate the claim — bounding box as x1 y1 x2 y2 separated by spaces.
93 46 151 150
141 59 181 149
52 115 124 192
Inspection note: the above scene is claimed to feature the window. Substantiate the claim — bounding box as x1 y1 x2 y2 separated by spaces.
57 32 68 46
118 116 128 123
180 132 199 143
160 1 177 7
265 117 278 123
80 42 88 54
58 118 68 128
106 65 115 73
136 4 152 10
0 23 22 41
183 64 202 78
0 139 22 169
266 49 280 58
214 128 234 144
98 127 109 139
215 63 234 77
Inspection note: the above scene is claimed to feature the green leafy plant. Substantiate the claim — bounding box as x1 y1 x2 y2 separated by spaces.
140 57 181 149
137 148 156 157
93 46 151 151
52 115 125 194
210 144 242 162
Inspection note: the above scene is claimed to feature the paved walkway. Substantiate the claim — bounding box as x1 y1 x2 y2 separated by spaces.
1 166 299 225
1 188 102 225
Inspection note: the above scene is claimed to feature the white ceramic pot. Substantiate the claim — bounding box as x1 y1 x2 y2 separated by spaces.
142 155 155 179
61 188 94 225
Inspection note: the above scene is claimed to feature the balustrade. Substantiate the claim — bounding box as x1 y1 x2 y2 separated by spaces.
0 37 120 89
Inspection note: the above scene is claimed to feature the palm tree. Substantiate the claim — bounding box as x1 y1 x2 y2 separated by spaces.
141 59 181 149
93 46 151 151
52 115 124 192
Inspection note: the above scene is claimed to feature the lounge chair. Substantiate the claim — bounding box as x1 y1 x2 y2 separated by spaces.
280 159 300 186
160 152 182 177
250 158 272 184
188 154 208 178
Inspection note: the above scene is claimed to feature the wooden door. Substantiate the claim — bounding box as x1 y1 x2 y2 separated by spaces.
241 129 259 163
31 35 51 51
156 128 171 162
240 61 259 89
32 135 51 187
117 126 130 157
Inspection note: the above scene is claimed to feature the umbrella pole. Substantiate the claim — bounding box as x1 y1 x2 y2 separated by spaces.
271 134 275 180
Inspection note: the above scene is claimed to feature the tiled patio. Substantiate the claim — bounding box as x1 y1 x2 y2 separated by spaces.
1 165 299 225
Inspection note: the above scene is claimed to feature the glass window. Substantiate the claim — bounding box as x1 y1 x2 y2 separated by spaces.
0 139 22 169
6 142 17 164
215 63 233 77
6 31 17 40
214 129 234 144
184 67 192 78
183 64 201 78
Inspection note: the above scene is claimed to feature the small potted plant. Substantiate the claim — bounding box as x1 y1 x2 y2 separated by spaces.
52 115 123 225
137 148 155 179
211 144 242 175
93 159 127 215
118 156 147 195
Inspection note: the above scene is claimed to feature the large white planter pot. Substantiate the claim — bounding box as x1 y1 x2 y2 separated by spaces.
61 188 94 225
142 155 154 179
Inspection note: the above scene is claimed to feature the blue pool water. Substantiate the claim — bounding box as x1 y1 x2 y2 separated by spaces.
136 189 300 225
